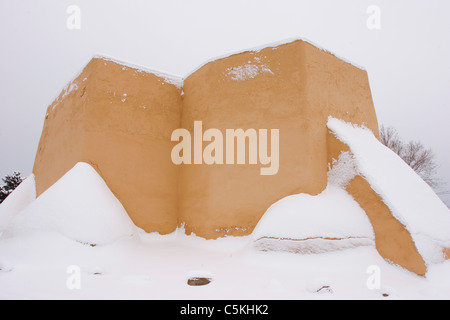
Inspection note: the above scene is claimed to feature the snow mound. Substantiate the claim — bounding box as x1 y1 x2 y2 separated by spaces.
3 163 136 245
327 117 450 264
254 236 374 255
0 175 36 233
251 185 375 254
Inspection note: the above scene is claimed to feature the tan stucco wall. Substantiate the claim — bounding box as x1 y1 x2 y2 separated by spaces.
346 176 427 276
34 58 182 234
34 40 379 240
33 64 93 200
326 132 427 276
180 40 379 238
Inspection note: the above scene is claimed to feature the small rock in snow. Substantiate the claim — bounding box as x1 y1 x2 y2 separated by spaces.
306 277 333 294
187 277 212 286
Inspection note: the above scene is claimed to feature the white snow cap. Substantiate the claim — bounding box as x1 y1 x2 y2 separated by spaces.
327 117 450 264
251 183 375 255
185 37 366 79
3 163 136 245
51 37 363 108
94 54 184 89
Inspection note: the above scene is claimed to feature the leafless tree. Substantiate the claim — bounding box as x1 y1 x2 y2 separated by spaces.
380 125 439 189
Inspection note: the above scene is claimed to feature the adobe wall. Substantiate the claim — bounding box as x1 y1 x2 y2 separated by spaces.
326 131 428 275
444 248 450 260
33 58 183 234
346 176 427 276
33 64 92 200
34 40 379 240
180 40 379 238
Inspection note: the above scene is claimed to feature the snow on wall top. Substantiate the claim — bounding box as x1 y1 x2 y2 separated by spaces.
94 54 184 89
95 38 366 84
185 37 366 80
49 37 366 108
225 63 274 81
95 39 365 85
252 152 375 244
327 117 450 263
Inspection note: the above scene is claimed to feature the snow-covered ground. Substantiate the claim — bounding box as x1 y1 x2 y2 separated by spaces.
1 227 450 300
0 163 449 300
1 120 450 300
438 193 450 209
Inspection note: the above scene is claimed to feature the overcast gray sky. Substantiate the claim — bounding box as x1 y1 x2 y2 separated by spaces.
1 0 449 198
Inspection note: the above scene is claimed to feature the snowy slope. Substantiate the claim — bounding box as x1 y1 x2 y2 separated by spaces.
251 148 374 255
251 185 375 254
0 162 450 299
94 54 184 89
0 174 36 234
0 226 449 300
327 118 450 264
3 163 136 245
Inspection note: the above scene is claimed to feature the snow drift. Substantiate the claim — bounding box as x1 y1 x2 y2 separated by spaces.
0 175 36 233
328 117 450 264
251 168 375 254
252 117 450 264
3 163 136 245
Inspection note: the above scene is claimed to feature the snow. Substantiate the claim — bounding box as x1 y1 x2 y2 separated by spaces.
47 54 184 112
251 151 375 254
184 37 366 80
1 227 449 299
49 38 361 111
327 117 450 264
94 54 184 89
254 236 374 255
0 174 36 234
2 163 135 246
0 261 13 273
61 82 79 100
0 161 449 299
251 185 374 247
327 151 359 188
51 80 80 111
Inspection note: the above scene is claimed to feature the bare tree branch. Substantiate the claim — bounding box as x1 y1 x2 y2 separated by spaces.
379 125 439 189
